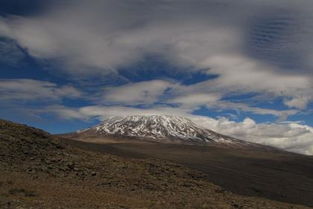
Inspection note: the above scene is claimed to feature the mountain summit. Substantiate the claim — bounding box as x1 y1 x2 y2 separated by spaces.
75 115 245 145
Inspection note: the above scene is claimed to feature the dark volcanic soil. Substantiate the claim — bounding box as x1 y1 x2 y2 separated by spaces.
62 138 313 207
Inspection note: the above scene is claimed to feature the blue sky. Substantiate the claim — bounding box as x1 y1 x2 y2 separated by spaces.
1 0 313 154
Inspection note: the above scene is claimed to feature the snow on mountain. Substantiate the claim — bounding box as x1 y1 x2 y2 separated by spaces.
78 115 245 144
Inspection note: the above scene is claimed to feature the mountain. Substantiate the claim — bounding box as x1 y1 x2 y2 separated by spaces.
73 115 248 145
3 119 312 209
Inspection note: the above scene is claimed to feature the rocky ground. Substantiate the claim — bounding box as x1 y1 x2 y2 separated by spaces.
0 119 311 209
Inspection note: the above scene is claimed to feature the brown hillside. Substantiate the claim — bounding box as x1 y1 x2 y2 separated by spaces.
0 119 310 209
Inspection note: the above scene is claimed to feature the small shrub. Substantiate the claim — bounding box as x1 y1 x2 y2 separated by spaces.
9 188 37 197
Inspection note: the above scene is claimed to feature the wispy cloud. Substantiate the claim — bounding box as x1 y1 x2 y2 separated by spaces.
1 0 312 106
101 80 174 105
0 79 81 102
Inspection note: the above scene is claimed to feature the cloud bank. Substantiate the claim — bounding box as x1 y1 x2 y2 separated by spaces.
192 116 313 155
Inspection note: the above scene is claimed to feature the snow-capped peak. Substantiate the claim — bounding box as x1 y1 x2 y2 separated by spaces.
82 115 240 144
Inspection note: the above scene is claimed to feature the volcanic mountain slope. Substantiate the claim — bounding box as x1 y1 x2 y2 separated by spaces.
73 115 249 145
0 119 311 209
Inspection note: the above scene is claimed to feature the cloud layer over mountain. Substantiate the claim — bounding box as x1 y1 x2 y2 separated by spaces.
0 0 313 154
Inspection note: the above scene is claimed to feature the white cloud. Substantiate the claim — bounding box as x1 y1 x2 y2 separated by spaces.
96 79 297 119
191 116 313 155
209 101 297 120
284 96 313 109
43 105 193 122
166 81 298 119
0 79 81 102
169 93 221 107
102 80 174 105
199 55 313 108
0 0 312 109
203 55 311 92
0 77 298 122
0 0 310 72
